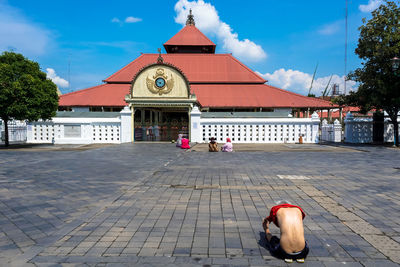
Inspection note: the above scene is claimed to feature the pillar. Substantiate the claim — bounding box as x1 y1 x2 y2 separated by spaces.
311 111 320 143
190 105 202 143
333 119 342 142
344 112 354 143
120 106 132 143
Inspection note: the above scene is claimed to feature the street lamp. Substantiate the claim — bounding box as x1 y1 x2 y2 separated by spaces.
391 56 400 72
391 56 399 147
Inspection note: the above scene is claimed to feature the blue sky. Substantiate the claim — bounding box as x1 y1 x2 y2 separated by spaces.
0 0 383 96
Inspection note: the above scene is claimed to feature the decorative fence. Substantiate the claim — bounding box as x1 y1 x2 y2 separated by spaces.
0 120 27 143
344 112 399 143
28 121 121 144
23 106 322 144
27 107 132 144
190 107 320 143
321 119 342 142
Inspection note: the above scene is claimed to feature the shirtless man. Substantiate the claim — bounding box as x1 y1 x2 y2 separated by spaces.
262 202 309 263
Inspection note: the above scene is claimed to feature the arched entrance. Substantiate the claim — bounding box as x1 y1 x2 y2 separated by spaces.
133 107 188 141
125 59 197 142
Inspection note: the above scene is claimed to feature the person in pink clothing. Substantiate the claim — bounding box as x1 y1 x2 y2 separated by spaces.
180 138 190 149
221 138 233 152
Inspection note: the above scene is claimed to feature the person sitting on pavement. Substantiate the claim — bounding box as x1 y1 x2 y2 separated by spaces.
221 137 233 152
176 134 183 147
262 201 309 263
180 138 190 149
208 137 219 152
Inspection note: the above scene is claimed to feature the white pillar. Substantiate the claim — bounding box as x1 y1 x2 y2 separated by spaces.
120 106 132 143
321 119 328 141
333 119 342 142
26 123 34 143
344 112 354 143
190 105 202 143
311 111 320 143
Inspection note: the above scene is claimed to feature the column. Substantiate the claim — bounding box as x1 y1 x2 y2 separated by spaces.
344 112 354 143
120 106 132 143
333 119 342 142
311 111 320 143
190 105 202 143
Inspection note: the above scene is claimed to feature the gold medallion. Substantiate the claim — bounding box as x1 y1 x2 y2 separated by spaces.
146 68 174 95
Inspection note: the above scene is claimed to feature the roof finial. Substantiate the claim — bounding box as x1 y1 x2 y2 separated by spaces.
186 9 195 26
157 48 163 63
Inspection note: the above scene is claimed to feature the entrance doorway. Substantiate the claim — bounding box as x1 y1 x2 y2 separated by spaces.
133 108 189 141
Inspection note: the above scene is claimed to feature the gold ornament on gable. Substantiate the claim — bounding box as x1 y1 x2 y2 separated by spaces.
146 68 174 95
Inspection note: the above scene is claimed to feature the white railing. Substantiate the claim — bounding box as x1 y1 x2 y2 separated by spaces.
190 108 320 144
344 112 399 143
321 119 342 142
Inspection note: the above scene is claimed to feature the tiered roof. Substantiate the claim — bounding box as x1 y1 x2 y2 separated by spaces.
60 11 335 109
163 9 216 54
104 54 265 84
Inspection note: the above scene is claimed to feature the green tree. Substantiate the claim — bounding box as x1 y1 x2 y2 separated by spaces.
346 0 400 146
0 52 59 146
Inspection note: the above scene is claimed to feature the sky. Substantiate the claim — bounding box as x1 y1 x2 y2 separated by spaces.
0 0 385 96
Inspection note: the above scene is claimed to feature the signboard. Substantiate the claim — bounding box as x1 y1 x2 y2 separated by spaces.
64 125 81 138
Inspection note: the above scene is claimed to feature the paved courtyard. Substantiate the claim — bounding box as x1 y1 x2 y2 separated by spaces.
0 143 399 266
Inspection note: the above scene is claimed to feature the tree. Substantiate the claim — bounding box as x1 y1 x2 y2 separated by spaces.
0 52 59 146
346 1 400 146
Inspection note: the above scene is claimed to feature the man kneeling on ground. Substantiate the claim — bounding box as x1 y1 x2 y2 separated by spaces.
262 201 309 263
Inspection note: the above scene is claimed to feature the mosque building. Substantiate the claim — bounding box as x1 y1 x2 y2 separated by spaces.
58 11 334 142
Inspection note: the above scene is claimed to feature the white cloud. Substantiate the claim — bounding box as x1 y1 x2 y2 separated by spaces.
0 2 52 56
125 16 142 23
257 68 357 95
46 68 69 88
111 16 142 25
318 20 342 35
359 0 383 12
174 0 266 62
111 17 121 23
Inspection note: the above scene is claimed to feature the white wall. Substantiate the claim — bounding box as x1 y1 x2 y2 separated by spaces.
190 111 320 144
344 113 400 143
27 107 133 144
27 119 121 144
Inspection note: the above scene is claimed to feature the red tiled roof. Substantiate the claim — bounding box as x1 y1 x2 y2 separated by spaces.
191 84 332 108
325 107 374 118
59 84 130 107
191 84 336 108
104 54 266 84
59 83 335 109
164 25 216 47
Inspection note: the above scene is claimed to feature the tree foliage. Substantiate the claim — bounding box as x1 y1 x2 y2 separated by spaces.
0 51 59 146
345 0 400 145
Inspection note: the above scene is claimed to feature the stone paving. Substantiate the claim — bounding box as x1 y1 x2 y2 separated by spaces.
0 143 399 266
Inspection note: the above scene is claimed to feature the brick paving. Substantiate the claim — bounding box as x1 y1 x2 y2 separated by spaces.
0 143 399 266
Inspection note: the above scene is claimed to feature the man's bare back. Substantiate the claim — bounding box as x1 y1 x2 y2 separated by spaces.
263 204 309 262
276 207 305 253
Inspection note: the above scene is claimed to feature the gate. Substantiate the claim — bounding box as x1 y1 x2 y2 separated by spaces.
1 120 27 143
